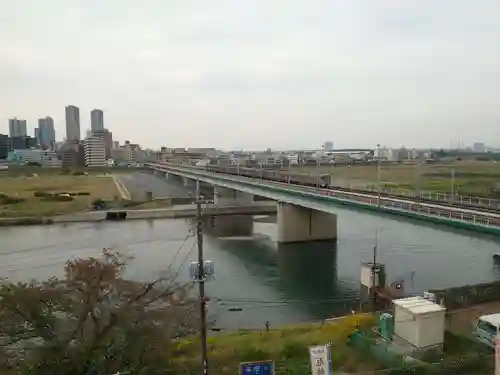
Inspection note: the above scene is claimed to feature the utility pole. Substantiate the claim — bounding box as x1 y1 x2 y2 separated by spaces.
376 144 381 208
415 159 422 204
450 167 455 204
371 229 378 312
195 179 209 375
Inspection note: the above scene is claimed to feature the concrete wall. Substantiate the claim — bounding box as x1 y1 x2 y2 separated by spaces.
209 187 255 236
277 202 337 243
214 186 253 206
209 215 254 237
182 176 196 187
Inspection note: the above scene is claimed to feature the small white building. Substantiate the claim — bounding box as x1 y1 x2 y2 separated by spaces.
393 296 446 353
288 153 300 165
84 136 107 167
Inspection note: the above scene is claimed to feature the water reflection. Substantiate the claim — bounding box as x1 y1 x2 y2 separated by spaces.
213 236 358 321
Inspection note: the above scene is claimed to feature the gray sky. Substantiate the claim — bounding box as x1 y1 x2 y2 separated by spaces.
1 0 499 150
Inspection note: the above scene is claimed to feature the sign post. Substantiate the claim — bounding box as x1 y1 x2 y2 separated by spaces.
495 337 500 375
240 360 274 375
308 345 332 375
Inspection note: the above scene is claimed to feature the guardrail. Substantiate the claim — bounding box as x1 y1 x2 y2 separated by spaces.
338 183 500 209
148 163 500 232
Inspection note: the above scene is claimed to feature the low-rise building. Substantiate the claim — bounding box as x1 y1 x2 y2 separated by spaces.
11 136 37 150
110 147 130 164
84 136 107 167
7 149 61 167
57 141 85 168
91 129 113 158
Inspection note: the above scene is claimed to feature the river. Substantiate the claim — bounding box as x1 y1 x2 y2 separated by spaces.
1 173 500 330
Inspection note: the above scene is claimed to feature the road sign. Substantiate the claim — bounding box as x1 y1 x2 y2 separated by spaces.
308 344 332 375
240 360 274 375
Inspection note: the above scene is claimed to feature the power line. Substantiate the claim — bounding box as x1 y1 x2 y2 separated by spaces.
0 234 195 257
0 229 198 275
172 239 197 282
165 230 196 275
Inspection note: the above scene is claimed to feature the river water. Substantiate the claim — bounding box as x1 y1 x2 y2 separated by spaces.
2 173 500 330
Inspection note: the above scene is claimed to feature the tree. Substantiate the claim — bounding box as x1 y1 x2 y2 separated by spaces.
0 250 198 375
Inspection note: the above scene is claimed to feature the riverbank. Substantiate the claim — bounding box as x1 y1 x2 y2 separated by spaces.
0 173 120 218
0 202 277 226
173 314 376 374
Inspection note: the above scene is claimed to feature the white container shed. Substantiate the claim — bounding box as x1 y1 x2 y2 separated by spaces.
393 296 446 350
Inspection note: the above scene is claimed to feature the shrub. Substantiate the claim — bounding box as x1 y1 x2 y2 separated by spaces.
0 195 25 204
0 250 198 375
92 198 105 206
53 195 74 202
34 191 49 198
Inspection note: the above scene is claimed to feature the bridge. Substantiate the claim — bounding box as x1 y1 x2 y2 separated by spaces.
146 162 500 241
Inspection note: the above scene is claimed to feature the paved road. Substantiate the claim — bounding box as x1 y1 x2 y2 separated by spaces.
118 171 194 200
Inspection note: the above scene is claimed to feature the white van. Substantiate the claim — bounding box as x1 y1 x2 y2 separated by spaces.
474 313 500 348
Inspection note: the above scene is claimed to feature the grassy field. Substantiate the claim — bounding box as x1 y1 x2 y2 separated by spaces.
172 315 376 375
293 161 500 197
0 166 138 177
0 174 119 218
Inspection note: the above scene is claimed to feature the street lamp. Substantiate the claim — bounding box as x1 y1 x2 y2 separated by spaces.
376 144 381 208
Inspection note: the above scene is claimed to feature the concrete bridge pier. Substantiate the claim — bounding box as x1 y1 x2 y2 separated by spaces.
211 186 254 237
182 177 196 187
277 202 337 243
214 186 254 206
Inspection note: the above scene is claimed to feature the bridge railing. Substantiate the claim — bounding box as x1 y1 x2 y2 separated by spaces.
333 182 500 209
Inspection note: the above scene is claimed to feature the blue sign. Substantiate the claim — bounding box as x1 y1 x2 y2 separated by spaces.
240 360 274 375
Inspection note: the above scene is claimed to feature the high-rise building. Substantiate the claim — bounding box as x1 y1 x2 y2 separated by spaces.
90 109 104 132
0 134 12 159
8 118 27 138
65 105 80 141
84 136 107 167
36 116 56 149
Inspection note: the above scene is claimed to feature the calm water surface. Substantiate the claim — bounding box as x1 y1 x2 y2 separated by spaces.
2 201 500 330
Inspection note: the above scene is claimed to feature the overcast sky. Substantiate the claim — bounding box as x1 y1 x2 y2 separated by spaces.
1 0 499 150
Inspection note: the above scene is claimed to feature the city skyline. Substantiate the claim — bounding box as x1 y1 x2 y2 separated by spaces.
1 1 500 149
0 109 496 152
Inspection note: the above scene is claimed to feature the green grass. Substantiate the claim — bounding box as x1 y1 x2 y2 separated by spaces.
293 161 500 197
0 166 138 177
171 314 377 375
0 174 120 218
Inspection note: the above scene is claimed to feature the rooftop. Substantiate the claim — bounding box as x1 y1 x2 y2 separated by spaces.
479 313 500 327
393 296 446 315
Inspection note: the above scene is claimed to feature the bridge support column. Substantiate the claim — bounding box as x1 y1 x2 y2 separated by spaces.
211 187 254 236
214 186 253 206
277 203 337 243
182 177 195 187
